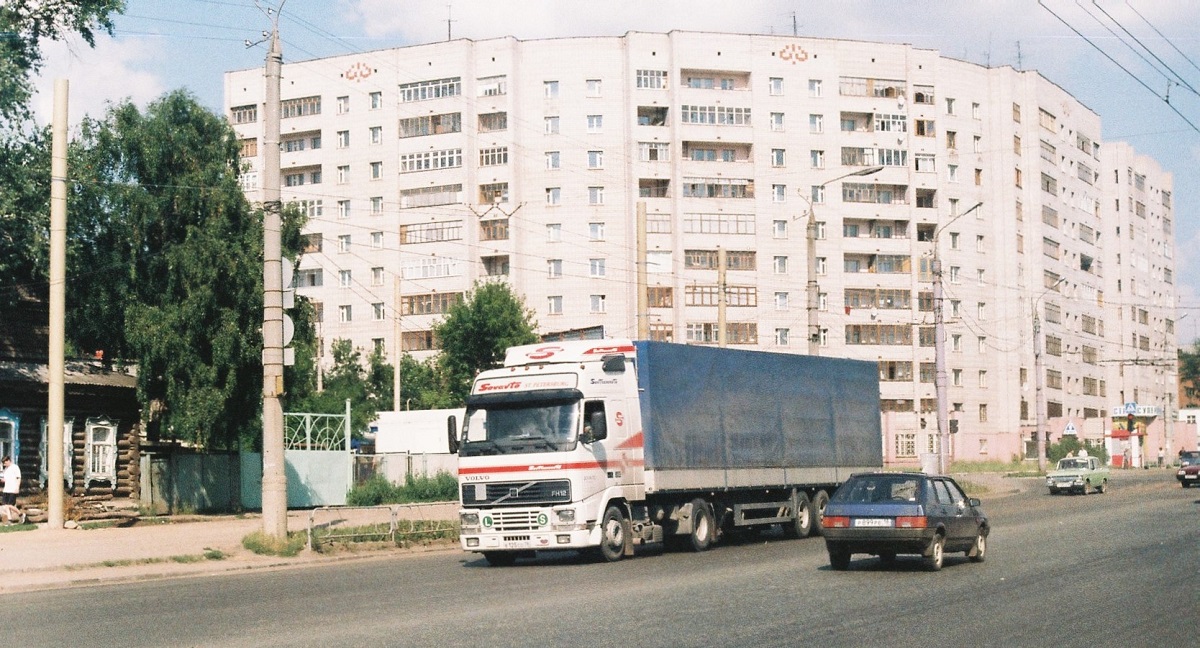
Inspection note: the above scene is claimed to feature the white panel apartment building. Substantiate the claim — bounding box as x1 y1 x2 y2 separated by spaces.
225 31 1177 465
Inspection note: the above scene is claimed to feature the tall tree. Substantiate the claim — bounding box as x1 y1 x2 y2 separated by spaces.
0 131 50 306
66 91 305 449
433 281 538 403
0 0 124 124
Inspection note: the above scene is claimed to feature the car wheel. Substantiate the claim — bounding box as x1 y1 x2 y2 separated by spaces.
598 504 627 562
1096 480 1106 494
810 490 830 536
781 490 812 539
482 551 517 567
1048 487 1057 495
687 498 715 552
829 546 851 571
878 551 896 566
968 529 987 563
923 534 945 571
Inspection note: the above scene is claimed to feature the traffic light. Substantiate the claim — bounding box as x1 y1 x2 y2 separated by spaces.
949 419 959 434
1126 412 1135 433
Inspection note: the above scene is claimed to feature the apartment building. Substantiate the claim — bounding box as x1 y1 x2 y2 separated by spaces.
224 31 1177 465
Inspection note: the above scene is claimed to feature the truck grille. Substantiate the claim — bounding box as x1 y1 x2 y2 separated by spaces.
461 479 571 507
492 512 539 532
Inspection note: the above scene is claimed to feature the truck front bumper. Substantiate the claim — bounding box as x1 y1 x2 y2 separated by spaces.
459 507 597 553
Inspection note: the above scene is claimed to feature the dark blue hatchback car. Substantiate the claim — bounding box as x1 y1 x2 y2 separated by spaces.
821 472 989 571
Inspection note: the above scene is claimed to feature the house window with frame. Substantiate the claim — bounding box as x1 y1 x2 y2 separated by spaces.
547 223 562 241
337 130 350 148
370 91 382 109
775 328 790 346
769 77 784 95
337 200 351 219
587 114 603 132
587 150 604 169
809 114 823 133
337 234 351 253
339 269 352 287
588 186 604 205
544 80 559 98
370 231 384 249
371 196 383 214
546 187 561 205
808 79 822 97
586 79 602 96
773 220 788 239
372 302 386 321
771 148 785 167
547 259 562 278
339 305 352 322
772 184 786 202
590 258 606 277
545 116 560 134
771 112 784 131
810 150 824 169
370 161 383 179
369 126 382 145
590 294 606 313
775 292 789 310
371 266 385 286
546 151 560 169
336 95 350 114
589 222 605 240
84 417 117 490
337 165 350 184
548 295 563 315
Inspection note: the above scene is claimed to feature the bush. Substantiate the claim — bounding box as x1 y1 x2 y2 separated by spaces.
242 530 306 557
1048 436 1109 465
346 472 459 506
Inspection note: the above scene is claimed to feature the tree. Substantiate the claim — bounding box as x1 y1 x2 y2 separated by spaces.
0 0 123 124
433 281 538 403
1180 344 1200 406
65 90 305 449
286 339 391 436
0 130 50 307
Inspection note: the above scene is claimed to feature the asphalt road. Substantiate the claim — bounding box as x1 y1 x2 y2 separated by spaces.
9 470 1196 647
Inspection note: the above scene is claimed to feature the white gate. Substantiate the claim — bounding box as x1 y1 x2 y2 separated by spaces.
282 400 353 507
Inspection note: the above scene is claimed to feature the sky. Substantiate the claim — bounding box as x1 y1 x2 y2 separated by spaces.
29 0 1200 343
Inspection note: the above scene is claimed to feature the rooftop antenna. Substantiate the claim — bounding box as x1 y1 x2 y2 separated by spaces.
792 11 798 37
446 4 456 41
1016 40 1023 69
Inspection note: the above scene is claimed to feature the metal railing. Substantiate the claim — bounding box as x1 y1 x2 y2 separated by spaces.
306 501 458 550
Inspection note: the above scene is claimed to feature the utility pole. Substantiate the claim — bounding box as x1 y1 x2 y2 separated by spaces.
717 247 727 347
260 2 288 540
46 79 69 530
636 202 648 339
1034 277 1065 473
393 274 402 412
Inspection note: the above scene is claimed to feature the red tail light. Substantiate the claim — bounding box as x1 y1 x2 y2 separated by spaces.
823 515 851 528
895 516 927 528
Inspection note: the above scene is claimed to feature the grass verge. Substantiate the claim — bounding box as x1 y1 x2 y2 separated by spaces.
242 530 307 557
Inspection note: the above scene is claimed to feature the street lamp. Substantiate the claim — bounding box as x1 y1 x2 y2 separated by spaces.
932 202 982 475
1034 276 1066 473
800 165 884 356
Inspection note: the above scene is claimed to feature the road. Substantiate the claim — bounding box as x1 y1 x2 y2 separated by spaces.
8 471 1196 647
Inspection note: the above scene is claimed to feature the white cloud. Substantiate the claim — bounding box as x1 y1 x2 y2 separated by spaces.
31 35 166 127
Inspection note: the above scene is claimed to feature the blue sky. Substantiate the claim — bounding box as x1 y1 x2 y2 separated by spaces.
31 0 1200 342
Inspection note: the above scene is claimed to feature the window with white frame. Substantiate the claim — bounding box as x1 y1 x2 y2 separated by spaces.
370 196 383 214
588 186 604 205
370 91 382 109
590 294 606 313
84 417 117 490
772 185 786 202
952 368 963 386
546 187 561 205
816 257 827 275
586 79 602 96
369 126 382 145
0 411 17 465
590 258 606 277
371 266 385 286
639 142 670 161
337 130 350 148
547 259 562 278
544 80 559 98
339 269 352 287
545 116 560 134
809 114 823 133
775 328 790 346
336 95 350 114
587 115 603 132
811 185 825 204
771 112 784 131
548 295 563 314
547 223 562 241
947 164 958 182
337 165 350 183
337 200 351 219
546 151 560 169
810 150 825 168
373 302 386 321
339 305 352 322
337 235 351 253
769 77 784 95
589 222 605 240
479 146 508 166
370 161 382 179
775 292 789 310
370 231 383 249
771 148 785 167
587 150 603 168
808 79 822 97
773 220 788 239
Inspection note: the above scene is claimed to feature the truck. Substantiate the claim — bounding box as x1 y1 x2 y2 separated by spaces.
451 340 883 565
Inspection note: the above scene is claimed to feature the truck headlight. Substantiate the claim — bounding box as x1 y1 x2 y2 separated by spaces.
460 512 480 529
555 509 576 524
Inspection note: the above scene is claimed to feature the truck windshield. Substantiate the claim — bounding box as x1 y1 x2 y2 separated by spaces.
459 400 580 456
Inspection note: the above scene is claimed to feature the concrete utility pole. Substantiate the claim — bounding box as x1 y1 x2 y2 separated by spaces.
932 201 982 475
803 166 883 356
260 3 288 540
717 247 727 347
393 275 402 412
636 202 648 339
46 79 69 530
1034 277 1065 474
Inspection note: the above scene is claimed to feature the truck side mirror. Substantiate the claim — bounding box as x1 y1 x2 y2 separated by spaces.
447 415 459 454
586 411 608 442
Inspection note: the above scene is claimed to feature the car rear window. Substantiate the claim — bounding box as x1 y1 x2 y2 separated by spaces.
834 475 923 504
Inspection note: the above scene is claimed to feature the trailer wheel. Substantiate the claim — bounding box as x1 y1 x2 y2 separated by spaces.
598 504 627 562
687 498 715 552
810 490 830 536
782 490 812 539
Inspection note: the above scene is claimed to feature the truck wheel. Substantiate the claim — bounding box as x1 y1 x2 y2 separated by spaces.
598 504 627 563
923 534 945 571
687 498 715 552
782 490 812 539
968 528 987 563
482 552 517 567
828 545 851 570
810 490 830 536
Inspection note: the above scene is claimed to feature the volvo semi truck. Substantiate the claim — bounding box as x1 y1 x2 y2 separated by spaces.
452 340 882 565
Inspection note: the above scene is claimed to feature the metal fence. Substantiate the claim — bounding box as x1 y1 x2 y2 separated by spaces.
305 501 458 550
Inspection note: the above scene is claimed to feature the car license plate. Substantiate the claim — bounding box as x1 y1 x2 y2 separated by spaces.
853 518 893 528
1185 474 1198 480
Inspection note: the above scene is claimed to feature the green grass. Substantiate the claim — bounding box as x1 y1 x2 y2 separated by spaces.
242 530 307 557
346 472 458 506
310 520 459 553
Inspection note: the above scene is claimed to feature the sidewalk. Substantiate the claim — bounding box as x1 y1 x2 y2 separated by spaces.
0 506 459 594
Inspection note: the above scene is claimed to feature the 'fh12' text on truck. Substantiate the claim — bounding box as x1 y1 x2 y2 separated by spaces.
448 340 883 565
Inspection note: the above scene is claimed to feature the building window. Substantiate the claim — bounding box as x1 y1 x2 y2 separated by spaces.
399 77 461 102
810 150 824 169
587 114 603 133
590 258 606 277
480 146 509 166
336 200 351 219
588 150 604 169
808 79 822 97
370 231 384 249
544 80 559 98
546 187 561 205
546 151 560 169
548 295 563 315
370 161 382 179
369 91 382 109
547 259 562 278
636 69 668 89
590 294 606 313
372 302 386 321
775 292 789 310
772 184 786 202
589 222 605 240
281 95 321 119
588 186 604 205
771 112 784 131
545 116 560 134
547 223 562 241
769 77 784 95
339 305 352 322
337 95 350 114
771 148 786 167
809 114 823 133
231 104 257 124
586 79 602 96
775 328 790 346
337 130 350 148
478 112 507 132
773 220 788 239
369 126 382 145
337 234 351 253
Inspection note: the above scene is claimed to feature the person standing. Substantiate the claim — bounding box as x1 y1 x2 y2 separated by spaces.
0 455 23 525
1158 446 1165 468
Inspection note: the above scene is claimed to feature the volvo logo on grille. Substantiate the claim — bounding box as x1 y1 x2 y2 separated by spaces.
508 487 519 498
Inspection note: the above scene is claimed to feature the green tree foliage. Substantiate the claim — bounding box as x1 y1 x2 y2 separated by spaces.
286 339 391 436
0 130 50 306
0 0 124 124
433 281 538 404
65 91 305 449
1180 344 1200 403
1047 435 1108 466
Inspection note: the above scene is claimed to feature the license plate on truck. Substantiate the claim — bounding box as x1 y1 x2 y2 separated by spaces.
503 539 532 549
853 518 893 528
